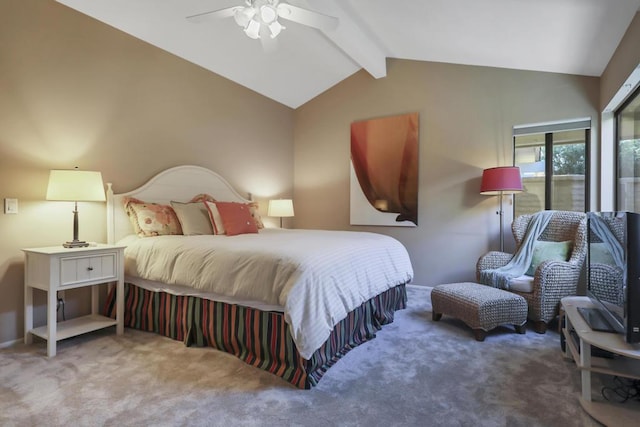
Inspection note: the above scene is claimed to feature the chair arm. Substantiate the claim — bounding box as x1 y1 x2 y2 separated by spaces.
532 260 582 322
589 263 624 305
476 251 513 281
589 263 622 278
535 260 581 290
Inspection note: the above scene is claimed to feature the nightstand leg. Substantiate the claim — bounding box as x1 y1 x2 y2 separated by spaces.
47 289 57 357
116 277 124 335
24 285 33 345
91 285 99 315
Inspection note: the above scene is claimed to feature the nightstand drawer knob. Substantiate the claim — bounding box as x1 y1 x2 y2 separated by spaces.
87 266 94 271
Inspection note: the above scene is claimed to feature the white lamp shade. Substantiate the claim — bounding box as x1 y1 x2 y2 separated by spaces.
234 7 255 27
46 170 106 202
244 19 261 39
268 20 283 38
268 199 294 217
260 5 277 23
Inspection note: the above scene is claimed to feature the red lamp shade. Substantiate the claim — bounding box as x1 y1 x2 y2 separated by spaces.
480 166 523 195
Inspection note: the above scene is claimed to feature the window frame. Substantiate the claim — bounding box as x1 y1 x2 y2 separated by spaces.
614 85 640 210
513 119 591 214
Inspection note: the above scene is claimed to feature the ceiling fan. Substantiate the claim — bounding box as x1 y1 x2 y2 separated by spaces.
187 0 338 45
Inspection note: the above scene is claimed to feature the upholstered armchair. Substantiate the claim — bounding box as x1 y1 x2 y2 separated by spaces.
476 210 587 333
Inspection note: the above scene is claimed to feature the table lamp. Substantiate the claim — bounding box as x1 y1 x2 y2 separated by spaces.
268 199 294 228
46 169 106 248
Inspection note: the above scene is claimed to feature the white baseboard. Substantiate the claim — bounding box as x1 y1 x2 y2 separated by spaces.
407 284 432 290
0 338 22 349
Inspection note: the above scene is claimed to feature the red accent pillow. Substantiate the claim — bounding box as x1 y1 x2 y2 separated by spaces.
214 202 259 236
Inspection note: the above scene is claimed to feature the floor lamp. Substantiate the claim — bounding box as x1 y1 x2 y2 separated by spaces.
480 166 523 252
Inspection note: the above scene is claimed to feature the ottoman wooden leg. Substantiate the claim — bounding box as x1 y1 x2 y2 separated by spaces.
432 312 442 321
473 329 486 342
514 324 526 334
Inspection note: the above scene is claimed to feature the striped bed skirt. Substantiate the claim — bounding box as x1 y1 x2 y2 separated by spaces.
105 282 407 389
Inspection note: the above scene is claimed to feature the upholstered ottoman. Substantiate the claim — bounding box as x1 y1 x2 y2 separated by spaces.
431 282 528 341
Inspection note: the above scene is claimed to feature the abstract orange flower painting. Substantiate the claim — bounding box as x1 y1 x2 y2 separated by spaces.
350 112 418 226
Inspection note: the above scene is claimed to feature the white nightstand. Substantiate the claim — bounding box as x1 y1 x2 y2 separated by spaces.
23 244 126 356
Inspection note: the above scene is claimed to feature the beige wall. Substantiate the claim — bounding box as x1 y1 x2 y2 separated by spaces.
0 1 294 344
0 1 623 345
600 13 640 111
293 60 599 286
597 12 640 210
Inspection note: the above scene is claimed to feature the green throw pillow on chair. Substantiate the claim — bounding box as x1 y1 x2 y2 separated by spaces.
525 240 571 276
589 242 617 265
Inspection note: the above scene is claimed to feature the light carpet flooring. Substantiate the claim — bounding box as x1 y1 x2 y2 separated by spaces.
1 285 611 426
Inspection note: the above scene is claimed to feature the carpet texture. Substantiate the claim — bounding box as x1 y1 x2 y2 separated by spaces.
1 285 605 426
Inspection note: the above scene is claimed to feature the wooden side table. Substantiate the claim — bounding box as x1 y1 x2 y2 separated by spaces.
23 244 126 356
561 296 640 425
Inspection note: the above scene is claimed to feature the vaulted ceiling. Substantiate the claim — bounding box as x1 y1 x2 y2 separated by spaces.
57 0 640 108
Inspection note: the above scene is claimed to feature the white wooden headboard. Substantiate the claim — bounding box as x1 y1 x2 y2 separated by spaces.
107 165 251 244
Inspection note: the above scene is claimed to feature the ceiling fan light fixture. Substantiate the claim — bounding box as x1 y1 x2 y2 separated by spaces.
244 18 261 39
234 7 255 27
268 20 284 38
260 5 278 24
188 0 337 44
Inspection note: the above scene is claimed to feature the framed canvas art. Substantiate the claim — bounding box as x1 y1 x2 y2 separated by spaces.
350 112 419 226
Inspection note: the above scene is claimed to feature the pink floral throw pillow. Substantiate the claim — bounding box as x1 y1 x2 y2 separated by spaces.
124 197 183 237
248 202 264 229
189 193 217 203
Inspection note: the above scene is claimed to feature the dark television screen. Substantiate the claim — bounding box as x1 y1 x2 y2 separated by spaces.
586 212 640 344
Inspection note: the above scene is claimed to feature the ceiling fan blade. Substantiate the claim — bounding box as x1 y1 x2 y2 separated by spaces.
186 7 241 23
276 4 338 32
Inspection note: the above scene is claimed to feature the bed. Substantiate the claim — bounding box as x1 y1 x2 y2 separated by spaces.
104 165 413 388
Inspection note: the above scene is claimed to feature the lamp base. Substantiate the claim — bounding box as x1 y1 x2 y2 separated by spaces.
63 240 89 248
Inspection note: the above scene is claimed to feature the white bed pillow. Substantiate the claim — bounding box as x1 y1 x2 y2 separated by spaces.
204 201 226 234
170 201 214 235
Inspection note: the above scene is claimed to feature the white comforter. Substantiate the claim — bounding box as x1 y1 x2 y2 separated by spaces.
120 228 413 359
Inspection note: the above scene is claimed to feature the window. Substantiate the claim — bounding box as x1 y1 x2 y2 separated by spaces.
513 119 590 216
616 87 640 211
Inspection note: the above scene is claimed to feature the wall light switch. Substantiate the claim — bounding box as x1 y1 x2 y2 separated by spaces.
4 198 18 214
